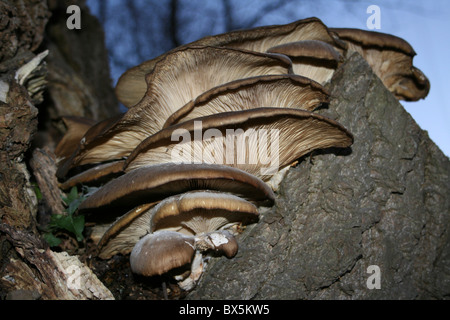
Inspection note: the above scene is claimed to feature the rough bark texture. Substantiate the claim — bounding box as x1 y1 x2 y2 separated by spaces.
188 52 450 300
0 0 116 300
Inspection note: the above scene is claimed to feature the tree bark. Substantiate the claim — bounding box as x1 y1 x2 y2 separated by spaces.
0 0 115 300
187 52 450 300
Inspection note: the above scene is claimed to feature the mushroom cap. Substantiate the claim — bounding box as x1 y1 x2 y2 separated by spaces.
56 113 124 178
125 107 354 182
163 74 329 128
149 191 259 235
330 28 416 55
55 116 97 163
130 231 196 277
267 40 343 84
78 162 275 213
62 46 293 172
267 40 342 62
95 202 156 259
115 17 345 108
59 160 125 190
331 28 430 101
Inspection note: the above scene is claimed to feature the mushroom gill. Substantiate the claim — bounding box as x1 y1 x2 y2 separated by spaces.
115 17 345 109
58 46 293 175
330 28 430 101
163 74 330 128
124 108 353 187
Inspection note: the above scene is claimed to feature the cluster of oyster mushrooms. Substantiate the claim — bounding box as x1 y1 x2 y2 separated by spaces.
55 18 429 290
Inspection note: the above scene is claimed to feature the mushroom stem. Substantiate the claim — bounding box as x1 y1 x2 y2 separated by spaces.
177 251 205 291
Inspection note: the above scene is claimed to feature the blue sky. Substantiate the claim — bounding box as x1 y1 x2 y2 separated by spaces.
88 0 450 157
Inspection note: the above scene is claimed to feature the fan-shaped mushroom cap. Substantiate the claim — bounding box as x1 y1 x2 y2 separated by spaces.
130 231 196 277
55 116 97 163
163 74 329 128
125 108 354 183
116 17 345 108
78 162 275 213
149 191 259 236
267 40 343 84
61 46 292 173
330 28 430 101
96 203 156 259
56 113 124 178
59 160 125 190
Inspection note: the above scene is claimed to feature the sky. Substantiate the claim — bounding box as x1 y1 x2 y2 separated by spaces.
88 0 450 157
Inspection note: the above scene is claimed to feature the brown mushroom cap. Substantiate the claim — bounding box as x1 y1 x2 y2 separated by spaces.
125 107 354 182
149 191 259 235
56 113 124 178
163 74 329 128
116 17 345 108
267 40 343 84
330 28 430 101
59 160 125 190
62 46 293 173
55 116 97 163
95 202 156 259
331 28 416 55
78 162 275 213
130 231 196 277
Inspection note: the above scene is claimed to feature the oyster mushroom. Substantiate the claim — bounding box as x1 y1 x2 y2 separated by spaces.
58 160 125 190
148 191 259 236
55 116 97 163
330 28 430 101
125 107 354 189
129 191 256 290
116 17 345 108
163 74 330 128
267 40 343 84
58 46 293 176
78 162 275 214
130 230 196 277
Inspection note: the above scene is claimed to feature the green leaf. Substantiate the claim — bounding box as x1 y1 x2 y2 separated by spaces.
32 183 43 201
72 215 85 242
43 233 62 247
62 186 79 206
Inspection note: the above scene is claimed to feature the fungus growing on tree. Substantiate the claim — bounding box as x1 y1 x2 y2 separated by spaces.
330 28 430 101
115 17 345 108
57 46 294 175
163 74 330 128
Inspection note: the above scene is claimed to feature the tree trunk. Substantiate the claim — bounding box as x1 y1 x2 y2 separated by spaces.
0 0 116 300
187 52 450 300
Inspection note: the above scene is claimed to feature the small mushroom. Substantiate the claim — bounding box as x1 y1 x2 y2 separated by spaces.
115 17 345 108
60 46 293 173
267 40 343 84
330 28 430 101
128 191 251 289
130 230 196 277
163 74 330 128
94 190 254 259
148 191 259 236
125 107 353 188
